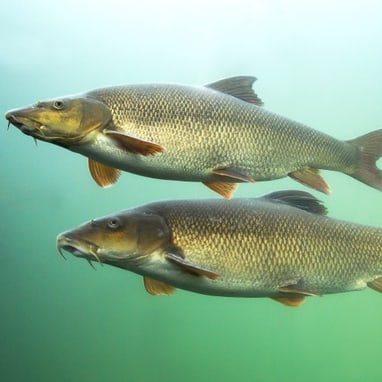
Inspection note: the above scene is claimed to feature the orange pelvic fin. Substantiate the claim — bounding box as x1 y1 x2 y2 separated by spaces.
273 282 321 306
88 158 121 187
271 296 305 307
288 167 331 195
104 129 164 156
143 276 175 295
204 167 255 198
203 180 237 199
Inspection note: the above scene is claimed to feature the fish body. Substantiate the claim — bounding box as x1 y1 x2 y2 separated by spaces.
6 76 382 197
57 191 382 306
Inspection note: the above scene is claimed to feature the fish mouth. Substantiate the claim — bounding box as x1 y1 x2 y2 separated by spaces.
6 112 80 145
6 113 44 137
56 234 102 266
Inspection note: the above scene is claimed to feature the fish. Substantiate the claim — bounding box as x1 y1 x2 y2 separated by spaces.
57 190 382 307
5 76 382 198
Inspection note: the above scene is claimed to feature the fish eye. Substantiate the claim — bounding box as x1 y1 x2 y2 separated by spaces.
52 100 65 110
107 217 121 229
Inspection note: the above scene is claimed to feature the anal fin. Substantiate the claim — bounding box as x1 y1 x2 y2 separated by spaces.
165 252 220 280
203 180 237 199
143 276 175 295
88 158 121 187
288 167 331 195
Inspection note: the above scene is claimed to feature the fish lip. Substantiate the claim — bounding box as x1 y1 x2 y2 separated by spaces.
57 235 101 263
6 113 43 137
6 112 79 146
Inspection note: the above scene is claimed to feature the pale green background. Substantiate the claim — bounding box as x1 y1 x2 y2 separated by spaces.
1 1 382 381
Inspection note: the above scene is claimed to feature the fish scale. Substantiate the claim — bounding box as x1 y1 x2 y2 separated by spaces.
144 197 382 295
92 84 348 176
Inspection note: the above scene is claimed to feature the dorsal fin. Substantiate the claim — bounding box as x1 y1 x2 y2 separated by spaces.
205 76 263 106
262 190 327 215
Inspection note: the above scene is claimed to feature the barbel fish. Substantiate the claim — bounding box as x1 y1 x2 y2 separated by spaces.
57 191 382 307
6 76 382 198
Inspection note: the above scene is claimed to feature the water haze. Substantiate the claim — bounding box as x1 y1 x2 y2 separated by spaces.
1 1 382 381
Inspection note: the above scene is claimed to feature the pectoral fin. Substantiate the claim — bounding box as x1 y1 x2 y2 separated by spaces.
165 252 220 280
88 159 121 187
212 167 256 183
143 276 175 295
279 286 321 297
104 129 164 156
288 167 331 195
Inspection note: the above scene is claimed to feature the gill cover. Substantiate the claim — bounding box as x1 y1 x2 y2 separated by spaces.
40 95 111 143
87 211 171 259
135 213 171 255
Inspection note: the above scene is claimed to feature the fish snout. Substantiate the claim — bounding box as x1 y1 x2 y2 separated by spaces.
56 234 102 264
5 112 22 128
5 111 42 136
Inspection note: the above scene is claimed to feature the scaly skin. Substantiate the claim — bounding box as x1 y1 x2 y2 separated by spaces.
88 84 356 180
57 192 382 303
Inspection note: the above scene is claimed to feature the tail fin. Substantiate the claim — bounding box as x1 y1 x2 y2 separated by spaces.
347 129 382 191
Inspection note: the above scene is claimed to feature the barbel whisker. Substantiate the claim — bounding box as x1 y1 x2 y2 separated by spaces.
87 259 97 270
57 246 67 260
90 250 103 266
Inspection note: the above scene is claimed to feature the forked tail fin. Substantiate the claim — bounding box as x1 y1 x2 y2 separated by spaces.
347 129 382 191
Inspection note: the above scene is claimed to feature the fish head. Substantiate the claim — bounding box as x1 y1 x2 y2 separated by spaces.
56 210 171 269
5 95 111 146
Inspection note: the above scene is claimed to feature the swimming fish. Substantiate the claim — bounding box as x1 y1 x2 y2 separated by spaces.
6 76 382 198
57 190 382 307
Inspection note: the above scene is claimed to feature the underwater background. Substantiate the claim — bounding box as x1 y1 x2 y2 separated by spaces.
1 1 382 381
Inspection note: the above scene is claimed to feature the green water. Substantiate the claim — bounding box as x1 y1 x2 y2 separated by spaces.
1 1 382 381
